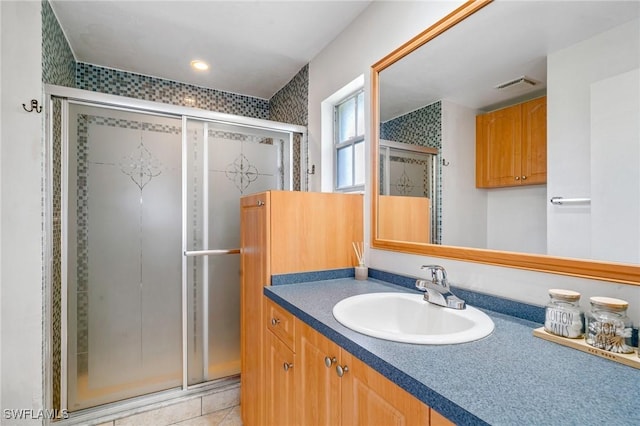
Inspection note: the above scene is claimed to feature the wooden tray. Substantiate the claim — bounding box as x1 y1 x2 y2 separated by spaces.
533 327 640 369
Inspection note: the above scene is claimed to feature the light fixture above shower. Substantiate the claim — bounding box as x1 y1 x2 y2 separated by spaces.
190 60 209 71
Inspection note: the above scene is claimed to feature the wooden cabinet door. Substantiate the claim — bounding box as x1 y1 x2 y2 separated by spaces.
265 330 296 426
521 96 547 185
340 350 430 426
295 320 341 426
240 192 270 426
476 104 522 188
431 409 455 426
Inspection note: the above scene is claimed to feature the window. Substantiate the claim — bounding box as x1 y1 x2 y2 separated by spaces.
334 90 365 191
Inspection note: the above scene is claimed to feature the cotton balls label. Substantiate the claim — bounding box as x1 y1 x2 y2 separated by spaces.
544 308 584 338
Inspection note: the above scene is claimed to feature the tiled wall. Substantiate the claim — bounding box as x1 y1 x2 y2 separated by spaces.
42 0 75 87
270 64 308 126
269 64 309 190
380 101 441 148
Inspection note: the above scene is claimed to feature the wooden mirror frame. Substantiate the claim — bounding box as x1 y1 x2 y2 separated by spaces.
370 0 640 286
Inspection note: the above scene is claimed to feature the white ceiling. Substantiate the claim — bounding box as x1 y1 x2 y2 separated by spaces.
50 0 372 99
380 1 640 122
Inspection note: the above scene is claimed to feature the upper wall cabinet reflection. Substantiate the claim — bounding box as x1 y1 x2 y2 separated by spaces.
373 0 640 284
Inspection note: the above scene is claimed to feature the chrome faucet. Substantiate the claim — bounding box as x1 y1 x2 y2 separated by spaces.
415 265 465 309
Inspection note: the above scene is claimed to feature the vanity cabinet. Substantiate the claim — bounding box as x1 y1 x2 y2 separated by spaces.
240 190 363 426
296 317 445 425
264 298 296 426
476 96 547 188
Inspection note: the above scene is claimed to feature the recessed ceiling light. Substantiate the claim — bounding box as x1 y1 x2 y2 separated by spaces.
190 60 209 71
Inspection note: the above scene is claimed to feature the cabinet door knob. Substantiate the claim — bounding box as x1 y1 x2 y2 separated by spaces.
271 318 280 326
336 365 349 377
257 200 265 207
515 176 520 181
283 362 293 372
521 175 527 180
324 356 337 368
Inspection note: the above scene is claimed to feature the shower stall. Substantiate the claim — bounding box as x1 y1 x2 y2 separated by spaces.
45 86 306 414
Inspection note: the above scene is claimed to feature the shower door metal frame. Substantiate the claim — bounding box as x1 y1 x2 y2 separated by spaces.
44 84 306 419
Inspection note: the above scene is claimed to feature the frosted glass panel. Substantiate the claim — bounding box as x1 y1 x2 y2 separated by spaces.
66 104 182 411
186 119 290 385
385 147 435 198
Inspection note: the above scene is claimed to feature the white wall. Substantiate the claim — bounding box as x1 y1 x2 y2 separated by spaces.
486 186 546 254
590 68 640 264
547 18 640 259
0 1 44 424
440 100 487 248
308 2 640 324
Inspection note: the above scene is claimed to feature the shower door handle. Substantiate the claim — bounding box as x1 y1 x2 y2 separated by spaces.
184 249 240 256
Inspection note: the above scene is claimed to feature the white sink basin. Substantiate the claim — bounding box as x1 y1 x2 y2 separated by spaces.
332 292 494 345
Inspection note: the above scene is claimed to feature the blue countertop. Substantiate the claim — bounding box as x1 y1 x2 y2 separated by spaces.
265 278 640 426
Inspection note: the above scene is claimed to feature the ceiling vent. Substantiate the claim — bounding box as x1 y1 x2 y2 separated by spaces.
495 76 539 90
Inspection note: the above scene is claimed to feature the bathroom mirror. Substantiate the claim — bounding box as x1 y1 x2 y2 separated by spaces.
371 0 640 285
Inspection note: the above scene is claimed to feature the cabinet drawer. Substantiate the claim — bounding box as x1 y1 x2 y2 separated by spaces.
265 297 295 350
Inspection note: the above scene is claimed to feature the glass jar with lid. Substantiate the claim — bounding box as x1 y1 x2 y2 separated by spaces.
585 297 634 354
544 289 584 338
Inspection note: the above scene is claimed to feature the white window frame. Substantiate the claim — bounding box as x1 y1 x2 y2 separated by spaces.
334 90 365 192
320 74 364 193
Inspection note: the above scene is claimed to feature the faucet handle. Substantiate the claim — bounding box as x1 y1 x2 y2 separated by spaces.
446 295 466 310
415 279 429 292
420 265 448 287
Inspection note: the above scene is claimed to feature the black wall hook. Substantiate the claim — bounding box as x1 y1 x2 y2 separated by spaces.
22 99 42 113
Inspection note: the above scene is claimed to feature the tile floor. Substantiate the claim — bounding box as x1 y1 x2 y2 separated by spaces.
93 385 241 426
170 405 241 426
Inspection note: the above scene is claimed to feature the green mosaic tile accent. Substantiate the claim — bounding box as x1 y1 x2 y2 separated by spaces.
42 0 75 87
270 65 309 190
76 63 270 119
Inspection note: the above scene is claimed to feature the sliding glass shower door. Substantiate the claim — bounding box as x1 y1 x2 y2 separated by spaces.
63 102 292 411
65 104 183 410
184 118 291 385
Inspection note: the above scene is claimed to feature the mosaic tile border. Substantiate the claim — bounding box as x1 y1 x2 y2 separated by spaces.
76 63 270 119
